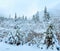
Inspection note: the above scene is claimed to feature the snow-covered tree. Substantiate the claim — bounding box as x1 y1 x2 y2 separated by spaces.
25 16 27 20
15 29 21 45
15 29 26 45
15 13 17 22
22 15 24 20
35 11 40 22
43 7 50 22
44 24 54 48
7 32 15 45
32 15 36 22
44 23 60 50
32 11 40 23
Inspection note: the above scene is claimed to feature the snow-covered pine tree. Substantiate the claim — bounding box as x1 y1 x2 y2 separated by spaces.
43 7 50 22
44 23 60 50
25 16 27 20
35 11 40 22
32 15 36 22
15 13 17 22
22 15 24 20
8 32 16 45
32 11 39 23
15 29 25 46
15 29 21 46
44 24 55 49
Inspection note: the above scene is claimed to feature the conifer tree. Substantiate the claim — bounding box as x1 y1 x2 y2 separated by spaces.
15 29 21 46
43 7 50 22
35 11 40 22
32 11 39 23
44 23 60 51
44 24 54 49
15 13 17 22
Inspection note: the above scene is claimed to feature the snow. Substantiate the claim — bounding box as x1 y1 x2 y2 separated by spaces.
0 7 60 51
0 42 58 51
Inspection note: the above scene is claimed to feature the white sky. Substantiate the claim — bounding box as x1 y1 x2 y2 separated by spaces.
0 0 60 18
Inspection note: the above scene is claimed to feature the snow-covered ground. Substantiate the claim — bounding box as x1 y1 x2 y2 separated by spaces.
0 42 58 51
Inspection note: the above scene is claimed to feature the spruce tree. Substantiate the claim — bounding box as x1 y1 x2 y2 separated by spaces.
35 11 40 22
15 29 21 46
15 13 17 22
32 15 36 23
44 23 60 51
32 11 39 23
43 7 50 22
25 16 27 20
44 24 54 49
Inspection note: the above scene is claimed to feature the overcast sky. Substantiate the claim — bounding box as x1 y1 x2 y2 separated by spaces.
0 0 60 18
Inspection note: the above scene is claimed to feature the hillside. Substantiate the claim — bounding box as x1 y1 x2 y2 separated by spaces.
0 8 60 51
